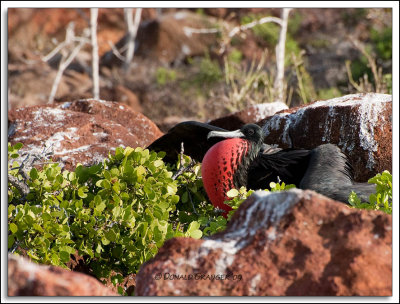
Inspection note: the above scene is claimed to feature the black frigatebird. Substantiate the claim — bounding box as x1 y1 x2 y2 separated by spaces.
147 121 376 213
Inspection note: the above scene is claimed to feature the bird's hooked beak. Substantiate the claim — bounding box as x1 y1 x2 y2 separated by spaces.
207 129 244 140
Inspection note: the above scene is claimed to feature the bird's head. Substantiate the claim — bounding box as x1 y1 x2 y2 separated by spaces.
207 123 264 147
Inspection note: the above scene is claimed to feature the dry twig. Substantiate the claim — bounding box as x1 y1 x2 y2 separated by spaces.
90 8 100 99
172 142 196 180
47 23 90 104
273 8 292 102
123 8 142 71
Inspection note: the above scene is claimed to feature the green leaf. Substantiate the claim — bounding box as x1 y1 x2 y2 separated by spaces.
60 245 75 255
190 229 203 239
96 201 106 212
30 168 39 180
153 159 163 167
226 189 239 198
33 224 44 233
14 142 23 150
105 229 117 242
96 243 103 254
9 223 18 234
8 235 15 249
78 186 88 198
59 251 70 263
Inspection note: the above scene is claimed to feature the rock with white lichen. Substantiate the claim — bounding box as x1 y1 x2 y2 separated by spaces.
258 93 392 181
135 189 392 296
8 99 163 171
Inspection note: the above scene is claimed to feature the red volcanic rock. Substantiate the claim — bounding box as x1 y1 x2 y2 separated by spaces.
258 93 392 181
136 189 392 296
8 99 163 170
8 254 118 296
209 102 288 130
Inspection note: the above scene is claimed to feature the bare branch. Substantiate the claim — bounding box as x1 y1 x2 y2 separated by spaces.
172 142 196 180
345 60 363 92
349 37 382 92
181 15 283 55
107 40 127 62
183 26 220 36
48 28 90 104
273 8 292 102
228 16 282 38
123 8 142 71
8 175 30 197
42 22 75 62
90 8 100 100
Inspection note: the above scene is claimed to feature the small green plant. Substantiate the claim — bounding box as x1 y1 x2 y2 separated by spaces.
156 67 177 86
290 51 317 104
195 54 223 85
317 87 342 100
221 51 278 111
180 54 223 94
348 170 392 214
228 48 243 64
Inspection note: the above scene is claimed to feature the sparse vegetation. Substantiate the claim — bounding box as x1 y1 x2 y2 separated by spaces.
156 67 177 86
348 170 392 214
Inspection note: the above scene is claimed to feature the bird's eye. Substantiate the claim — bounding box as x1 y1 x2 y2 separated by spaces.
248 129 254 135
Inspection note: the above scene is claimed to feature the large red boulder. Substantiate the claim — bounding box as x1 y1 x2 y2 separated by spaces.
136 189 392 296
8 99 163 170
258 93 392 181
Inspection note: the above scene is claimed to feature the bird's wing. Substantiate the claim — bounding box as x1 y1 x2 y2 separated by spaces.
147 121 228 163
248 149 311 189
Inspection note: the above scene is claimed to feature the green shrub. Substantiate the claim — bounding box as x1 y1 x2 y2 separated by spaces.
195 55 223 85
8 143 201 283
348 170 392 214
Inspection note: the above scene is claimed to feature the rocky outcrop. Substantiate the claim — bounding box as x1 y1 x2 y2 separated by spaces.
136 189 392 296
209 102 288 130
8 254 118 296
258 93 392 181
8 99 163 170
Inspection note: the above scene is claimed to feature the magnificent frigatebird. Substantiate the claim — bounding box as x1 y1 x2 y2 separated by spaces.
147 121 376 213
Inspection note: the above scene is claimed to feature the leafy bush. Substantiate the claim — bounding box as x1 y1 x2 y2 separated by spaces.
8 143 201 283
348 170 392 214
